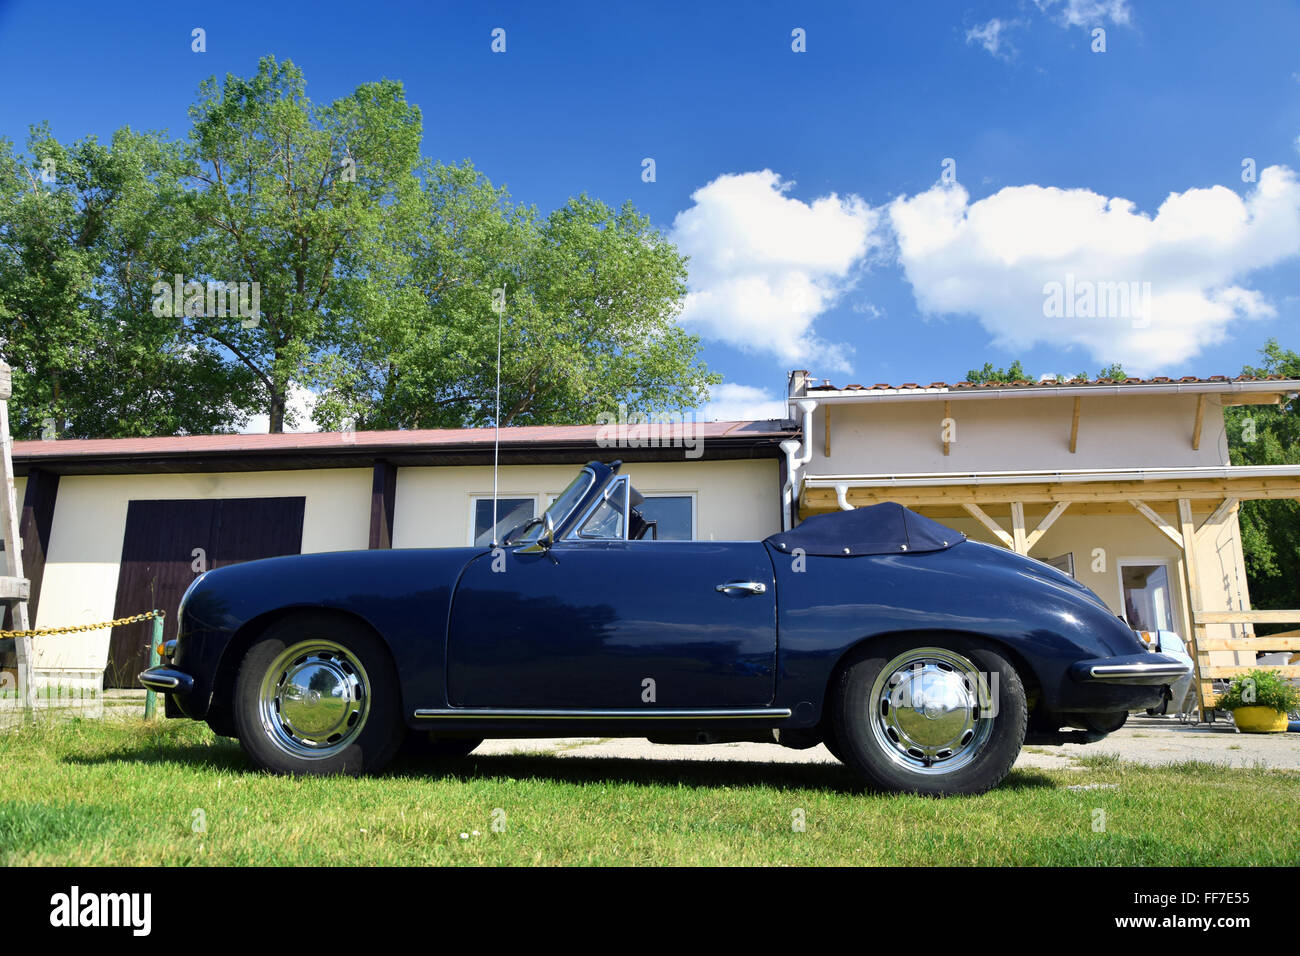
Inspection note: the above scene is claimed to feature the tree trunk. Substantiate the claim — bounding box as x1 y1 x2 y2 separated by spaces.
268 388 285 433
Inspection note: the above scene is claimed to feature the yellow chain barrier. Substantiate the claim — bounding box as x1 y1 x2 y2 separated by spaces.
0 609 165 639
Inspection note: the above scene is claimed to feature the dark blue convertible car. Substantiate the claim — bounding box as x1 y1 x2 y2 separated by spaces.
141 460 1190 795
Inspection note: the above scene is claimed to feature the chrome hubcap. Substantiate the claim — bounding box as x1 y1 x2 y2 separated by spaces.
869 647 995 775
258 640 370 759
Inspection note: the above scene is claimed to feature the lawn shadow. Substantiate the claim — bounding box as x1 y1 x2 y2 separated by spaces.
64 734 1058 796
63 738 247 773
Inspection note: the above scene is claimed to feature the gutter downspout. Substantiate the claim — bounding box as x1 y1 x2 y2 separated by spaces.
780 399 818 530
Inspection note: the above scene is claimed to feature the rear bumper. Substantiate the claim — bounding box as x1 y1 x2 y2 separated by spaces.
1070 654 1192 684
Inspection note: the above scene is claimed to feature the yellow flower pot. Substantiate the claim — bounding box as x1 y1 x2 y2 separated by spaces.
1230 706 1289 734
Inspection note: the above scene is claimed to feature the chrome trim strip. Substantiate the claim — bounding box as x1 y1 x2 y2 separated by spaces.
1086 662 1192 680
413 707 793 720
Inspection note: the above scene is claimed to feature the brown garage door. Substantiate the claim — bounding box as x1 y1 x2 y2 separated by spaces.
104 497 306 688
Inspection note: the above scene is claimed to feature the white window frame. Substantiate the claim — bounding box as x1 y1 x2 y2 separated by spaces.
1115 556 1183 635
467 493 540 547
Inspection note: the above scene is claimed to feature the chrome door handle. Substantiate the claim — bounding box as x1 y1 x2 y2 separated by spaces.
715 581 767 595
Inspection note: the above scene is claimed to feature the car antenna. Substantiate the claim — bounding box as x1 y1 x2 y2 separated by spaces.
492 281 506 548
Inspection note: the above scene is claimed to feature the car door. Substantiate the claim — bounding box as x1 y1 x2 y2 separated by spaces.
446 538 777 709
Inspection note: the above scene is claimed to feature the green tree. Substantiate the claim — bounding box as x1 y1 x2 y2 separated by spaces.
964 361 1122 385
313 163 718 430
1225 339 1300 617
0 125 249 438
179 55 424 432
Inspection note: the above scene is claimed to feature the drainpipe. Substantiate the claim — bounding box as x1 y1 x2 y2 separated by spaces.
835 483 854 511
780 399 819 530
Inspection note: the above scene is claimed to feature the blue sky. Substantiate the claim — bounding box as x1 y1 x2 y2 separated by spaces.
2 0 1299 420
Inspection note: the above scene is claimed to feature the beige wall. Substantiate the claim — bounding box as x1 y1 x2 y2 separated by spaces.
33 469 373 671
394 459 781 548
814 393 1229 475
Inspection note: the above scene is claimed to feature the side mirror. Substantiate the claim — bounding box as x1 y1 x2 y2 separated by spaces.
516 512 555 554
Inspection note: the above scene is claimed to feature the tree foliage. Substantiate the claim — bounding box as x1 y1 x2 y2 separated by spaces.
1225 339 1300 615
0 124 249 438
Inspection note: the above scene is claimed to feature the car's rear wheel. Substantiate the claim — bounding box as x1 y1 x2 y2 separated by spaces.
831 636 1026 796
233 613 402 775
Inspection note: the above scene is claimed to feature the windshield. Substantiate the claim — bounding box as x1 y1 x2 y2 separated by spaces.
512 467 596 543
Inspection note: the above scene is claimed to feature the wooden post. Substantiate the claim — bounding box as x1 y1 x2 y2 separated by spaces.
1176 498 1213 716
143 614 163 719
0 360 36 715
1010 501 1029 555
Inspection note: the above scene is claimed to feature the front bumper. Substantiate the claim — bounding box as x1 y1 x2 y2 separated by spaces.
1069 653 1192 684
138 666 195 694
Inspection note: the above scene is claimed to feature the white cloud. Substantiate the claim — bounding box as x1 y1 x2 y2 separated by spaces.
1033 0 1132 27
966 19 1019 60
670 170 881 373
700 383 789 422
242 381 318 434
969 1 1131 60
887 165 1300 372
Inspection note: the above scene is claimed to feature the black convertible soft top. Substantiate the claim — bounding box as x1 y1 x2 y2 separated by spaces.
764 502 964 557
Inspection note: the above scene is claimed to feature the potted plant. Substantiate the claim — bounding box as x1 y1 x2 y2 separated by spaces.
1215 669 1300 733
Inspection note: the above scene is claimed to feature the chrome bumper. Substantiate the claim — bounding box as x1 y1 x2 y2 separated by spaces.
1071 655 1193 685
138 666 195 694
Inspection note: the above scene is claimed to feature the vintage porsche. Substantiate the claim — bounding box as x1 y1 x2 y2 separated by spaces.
141 460 1190 795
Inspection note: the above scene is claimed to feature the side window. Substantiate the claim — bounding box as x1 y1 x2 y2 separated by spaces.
472 497 535 546
577 478 628 540
637 495 694 541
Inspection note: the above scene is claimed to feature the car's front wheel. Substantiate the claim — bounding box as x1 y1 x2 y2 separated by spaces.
830 636 1027 796
233 613 403 775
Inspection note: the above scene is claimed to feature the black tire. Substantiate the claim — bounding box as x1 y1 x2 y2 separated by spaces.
401 732 484 759
821 723 848 763
830 635 1027 796
233 612 403 775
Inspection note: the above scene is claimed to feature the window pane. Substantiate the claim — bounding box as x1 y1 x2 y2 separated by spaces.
474 497 534 546
638 496 693 541
578 477 627 539
1121 564 1174 631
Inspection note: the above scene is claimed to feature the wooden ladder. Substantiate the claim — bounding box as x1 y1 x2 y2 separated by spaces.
0 359 35 713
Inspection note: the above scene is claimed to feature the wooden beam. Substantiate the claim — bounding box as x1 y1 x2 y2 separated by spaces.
0 362 10 401
962 503 1014 549
368 462 398 550
1069 397 1081 453
800 472 1300 510
1176 498 1213 714
942 400 951 457
1024 501 1070 553
1128 499 1183 549
1194 609 1300 625
0 375 35 713
1205 665 1300 679
1195 496 1238 542
0 576 30 602
1010 501 1029 554
823 405 831 458
1191 393 1207 450
1221 393 1286 406
1200 636 1300 651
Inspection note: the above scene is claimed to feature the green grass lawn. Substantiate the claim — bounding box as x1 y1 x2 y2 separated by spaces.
0 718 1296 865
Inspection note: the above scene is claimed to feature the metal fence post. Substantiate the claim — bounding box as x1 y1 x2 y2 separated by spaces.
143 612 163 719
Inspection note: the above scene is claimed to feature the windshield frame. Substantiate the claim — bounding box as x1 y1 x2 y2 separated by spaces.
510 466 598 545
